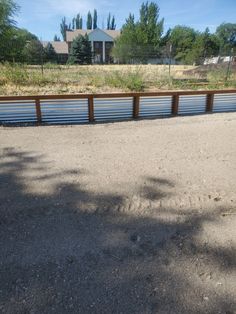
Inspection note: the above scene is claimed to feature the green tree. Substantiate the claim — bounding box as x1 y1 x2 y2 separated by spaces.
93 9 97 29
68 34 92 64
8 28 37 62
107 13 111 30
22 40 45 64
87 11 92 29
72 17 75 30
216 23 236 54
54 34 60 41
0 0 19 60
44 43 57 63
170 26 197 64
111 16 116 30
113 2 163 63
107 13 116 30
60 17 69 41
112 14 137 63
75 13 83 29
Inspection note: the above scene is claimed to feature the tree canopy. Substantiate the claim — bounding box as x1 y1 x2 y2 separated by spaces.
113 2 164 63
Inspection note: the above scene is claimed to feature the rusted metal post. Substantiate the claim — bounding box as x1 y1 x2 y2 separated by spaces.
88 96 95 122
172 94 179 115
206 93 214 113
133 96 140 119
35 98 42 124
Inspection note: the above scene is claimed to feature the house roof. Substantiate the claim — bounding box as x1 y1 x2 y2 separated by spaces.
66 28 120 42
41 41 69 54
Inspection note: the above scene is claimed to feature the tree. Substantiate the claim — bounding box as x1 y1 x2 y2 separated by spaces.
107 13 116 30
110 16 116 30
170 26 197 64
75 13 83 29
72 17 76 30
68 34 92 64
216 23 236 54
107 13 111 30
112 14 137 63
87 11 92 29
9 28 37 62
44 43 57 63
0 0 18 29
0 0 19 60
136 1 164 59
112 2 164 63
93 9 97 29
54 35 60 41
60 17 69 41
22 40 45 64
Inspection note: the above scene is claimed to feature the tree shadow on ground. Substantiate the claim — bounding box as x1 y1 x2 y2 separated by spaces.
0 148 235 314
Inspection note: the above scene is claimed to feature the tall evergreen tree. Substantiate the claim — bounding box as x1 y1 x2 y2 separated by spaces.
107 13 111 30
54 35 61 41
87 11 92 29
68 34 92 64
72 18 76 30
75 14 83 29
93 9 97 29
79 17 83 29
60 17 69 41
44 43 57 63
110 16 116 30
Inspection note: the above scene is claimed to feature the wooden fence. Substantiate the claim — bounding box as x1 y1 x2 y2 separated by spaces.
0 89 236 125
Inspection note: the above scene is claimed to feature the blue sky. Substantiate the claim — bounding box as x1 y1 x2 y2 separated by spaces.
16 0 236 40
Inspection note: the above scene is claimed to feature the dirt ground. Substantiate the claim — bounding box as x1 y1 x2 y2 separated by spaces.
0 113 236 314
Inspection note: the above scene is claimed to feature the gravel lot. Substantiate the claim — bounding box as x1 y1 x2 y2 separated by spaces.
0 113 236 314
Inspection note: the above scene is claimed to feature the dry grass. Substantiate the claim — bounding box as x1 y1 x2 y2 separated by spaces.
0 63 235 96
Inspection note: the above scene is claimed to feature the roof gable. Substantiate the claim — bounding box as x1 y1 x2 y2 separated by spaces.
66 28 120 42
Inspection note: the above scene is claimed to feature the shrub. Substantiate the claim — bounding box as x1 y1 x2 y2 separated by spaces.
2 62 29 84
105 70 145 91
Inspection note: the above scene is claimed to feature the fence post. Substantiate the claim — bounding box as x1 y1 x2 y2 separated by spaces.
206 93 214 113
35 98 42 124
88 96 95 122
133 96 140 119
172 94 179 115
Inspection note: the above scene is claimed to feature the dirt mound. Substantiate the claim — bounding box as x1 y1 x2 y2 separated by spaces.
185 63 236 78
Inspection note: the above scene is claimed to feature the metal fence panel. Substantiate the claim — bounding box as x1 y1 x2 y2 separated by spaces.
0 101 37 123
139 96 172 117
213 93 236 113
178 95 206 115
94 98 133 121
40 99 89 124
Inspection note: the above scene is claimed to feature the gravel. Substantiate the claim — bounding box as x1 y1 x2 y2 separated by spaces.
0 113 236 313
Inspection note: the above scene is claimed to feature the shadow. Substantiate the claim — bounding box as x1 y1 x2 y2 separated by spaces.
0 148 235 314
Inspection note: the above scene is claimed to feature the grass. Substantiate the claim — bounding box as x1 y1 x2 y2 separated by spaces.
0 63 235 96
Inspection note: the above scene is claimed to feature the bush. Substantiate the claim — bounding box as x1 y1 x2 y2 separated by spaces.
105 70 145 91
2 62 29 84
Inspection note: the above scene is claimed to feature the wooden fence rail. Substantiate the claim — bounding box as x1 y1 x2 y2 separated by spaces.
0 89 236 125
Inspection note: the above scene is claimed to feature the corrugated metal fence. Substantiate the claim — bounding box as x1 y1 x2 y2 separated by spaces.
0 90 236 125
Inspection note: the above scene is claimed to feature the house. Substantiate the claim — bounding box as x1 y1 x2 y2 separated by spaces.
42 41 69 64
66 28 121 64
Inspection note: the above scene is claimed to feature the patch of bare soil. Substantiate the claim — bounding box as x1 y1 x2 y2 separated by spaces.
0 113 236 313
185 63 236 78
